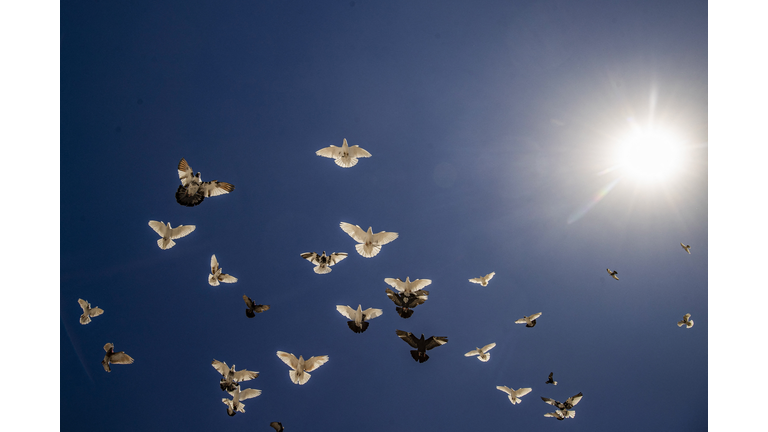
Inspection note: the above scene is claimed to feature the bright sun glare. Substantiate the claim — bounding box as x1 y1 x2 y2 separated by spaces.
616 127 684 182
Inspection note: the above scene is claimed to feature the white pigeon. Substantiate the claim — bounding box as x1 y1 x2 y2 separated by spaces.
300 251 348 274
384 277 432 297
336 304 383 333
680 243 691 254
496 386 532 405
464 343 496 362
148 220 196 250
212 359 259 392
607 268 619 280
544 409 575 420
515 312 543 328
101 343 134 372
221 384 262 416
209 254 238 286
276 351 329 385
315 138 372 168
469 272 495 287
175 158 235 207
677 313 694 328
340 222 398 258
77 298 104 325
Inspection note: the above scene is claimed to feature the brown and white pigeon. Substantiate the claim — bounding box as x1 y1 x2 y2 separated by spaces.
340 222 398 258
243 295 270 318
677 313 694 328
77 299 104 325
336 304 383 333
209 254 238 286
542 392 583 411
222 384 261 416
515 312 542 328
546 372 558 385
385 288 429 318
175 158 234 207
300 251 347 274
607 268 619 280
315 138 371 168
212 359 259 392
101 343 134 372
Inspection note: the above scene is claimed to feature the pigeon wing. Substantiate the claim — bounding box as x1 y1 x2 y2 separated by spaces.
385 289 404 306
243 295 255 309
178 158 194 186
211 255 219 273
425 336 448 350
89 307 104 318
565 392 583 408
514 388 532 398
169 224 195 240
109 352 134 365
212 360 230 376
276 352 298 369
362 308 383 321
303 355 329 372
148 220 168 237
233 369 259 382
300 252 319 264
409 279 432 291
396 330 419 348
238 388 262 401
372 230 399 246
528 312 543 321
336 305 356 320
481 343 496 352
340 222 367 243
201 181 234 197
218 274 238 283
465 349 481 357
315 145 341 159
328 252 348 265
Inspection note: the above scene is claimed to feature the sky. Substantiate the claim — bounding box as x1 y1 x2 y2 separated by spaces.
7 0 761 429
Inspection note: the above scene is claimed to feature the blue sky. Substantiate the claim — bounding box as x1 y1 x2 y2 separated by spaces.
6 0 764 430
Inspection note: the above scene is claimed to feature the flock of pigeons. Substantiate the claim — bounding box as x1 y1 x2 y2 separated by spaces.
75 143 696 427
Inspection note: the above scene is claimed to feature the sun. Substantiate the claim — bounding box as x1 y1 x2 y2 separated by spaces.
615 126 684 183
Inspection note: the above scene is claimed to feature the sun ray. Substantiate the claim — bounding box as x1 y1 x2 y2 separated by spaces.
567 176 622 224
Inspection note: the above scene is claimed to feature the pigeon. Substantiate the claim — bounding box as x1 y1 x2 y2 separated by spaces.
222 384 261 416
243 295 270 318
607 268 619 280
270 422 284 432
336 304 383 333
340 222 398 258
300 251 348 274
469 272 495 287
515 312 542 328
209 254 238 286
101 343 134 372
384 277 432 297
315 138 372 168
496 386 532 405
681 243 691 254
385 288 429 318
464 343 496 362
544 409 575 420
677 313 694 328
77 298 104 325
175 158 235 207
148 220 196 250
542 392 583 410
212 359 259 392
276 351 329 385
546 372 558 385
395 330 448 363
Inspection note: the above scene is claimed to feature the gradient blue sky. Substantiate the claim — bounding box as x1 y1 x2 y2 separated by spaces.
6 0 761 430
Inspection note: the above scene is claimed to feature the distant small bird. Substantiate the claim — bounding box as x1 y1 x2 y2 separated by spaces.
384 277 432 297
469 272 495 287
541 392 583 411
270 422 284 432
315 138 372 168
464 343 496 362
496 386 532 405
544 409 575 420
300 251 348 274
677 313 694 328
395 330 448 363
340 222 399 258
209 254 238 286
175 158 235 207
242 295 270 318
385 288 428 318
222 384 261 416
336 304 383 333
681 243 691 254
148 220 196 250
515 312 543 328
607 268 619 280
212 359 259 392
101 343 134 372
546 372 557 385
77 298 104 325
276 351 329 385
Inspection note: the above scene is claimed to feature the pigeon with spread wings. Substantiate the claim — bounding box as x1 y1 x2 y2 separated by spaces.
340 222 398 258
469 272 495 287
515 312 542 328
336 304 383 333
497 386 532 405
395 330 448 363
607 268 619 280
680 243 691 254
677 313 694 328
300 251 347 274
222 384 261 416
243 295 270 318
78 299 104 325
315 138 371 168
209 254 238 286
212 359 259 392
384 277 432 297
546 372 558 385
464 343 496 362
276 351 329 385
385 288 429 318
541 392 583 411
102 343 134 372
175 158 234 207
148 220 196 250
